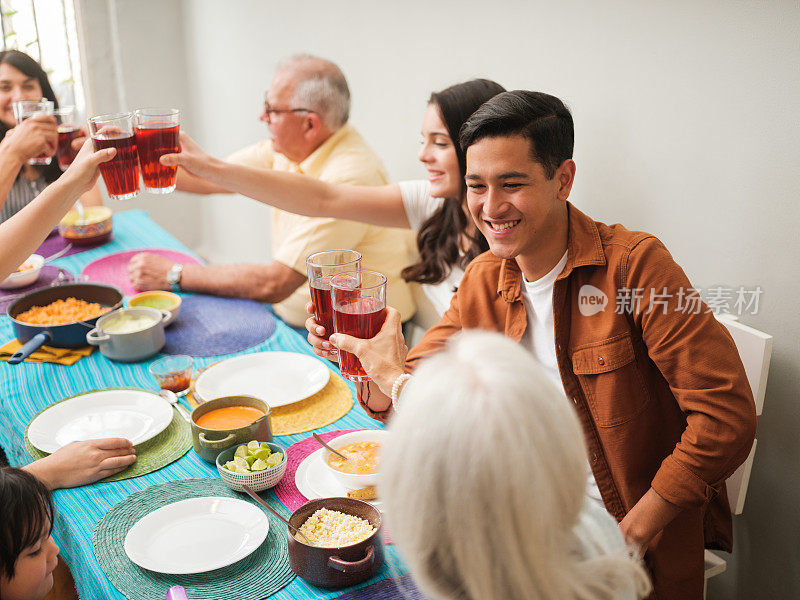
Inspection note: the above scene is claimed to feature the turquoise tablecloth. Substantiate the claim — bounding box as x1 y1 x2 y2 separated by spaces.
0 210 404 599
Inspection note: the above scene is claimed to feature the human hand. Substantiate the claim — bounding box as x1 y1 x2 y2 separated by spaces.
305 302 336 360
127 253 174 290
24 438 136 489
328 307 408 397
1 114 58 163
159 131 218 180
58 137 116 195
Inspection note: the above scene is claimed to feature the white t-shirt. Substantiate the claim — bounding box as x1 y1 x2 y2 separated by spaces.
520 251 602 503
398 180 464 316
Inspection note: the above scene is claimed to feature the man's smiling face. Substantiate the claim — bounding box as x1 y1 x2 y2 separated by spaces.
465 134 573 268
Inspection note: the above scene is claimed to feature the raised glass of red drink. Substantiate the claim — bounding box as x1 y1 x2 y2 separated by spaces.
306 250 362 350
331 270 387 382
12 99 55 166
54 106 80 170
134 108 180 193
88 112 140 200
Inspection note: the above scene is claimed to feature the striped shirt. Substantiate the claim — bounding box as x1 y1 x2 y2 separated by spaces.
1 173 48 223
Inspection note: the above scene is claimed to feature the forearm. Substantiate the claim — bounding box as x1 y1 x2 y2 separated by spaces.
179 262 301 303
22 458 58 490
78 182 103 207
0 178 80 279
619 487 683 551
176 166 232 195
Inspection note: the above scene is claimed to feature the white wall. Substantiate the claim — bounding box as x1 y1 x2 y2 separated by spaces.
75 0 202 252
86 1 799 596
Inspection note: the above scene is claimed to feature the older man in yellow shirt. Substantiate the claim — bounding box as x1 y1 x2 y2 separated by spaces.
128 54 415 326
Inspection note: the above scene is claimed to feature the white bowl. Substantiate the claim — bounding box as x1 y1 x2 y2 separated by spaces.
0 254 44 290
321 429 388 490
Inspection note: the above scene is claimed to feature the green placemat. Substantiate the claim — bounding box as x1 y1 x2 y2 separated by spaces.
25 394 192 483
93 478 295 600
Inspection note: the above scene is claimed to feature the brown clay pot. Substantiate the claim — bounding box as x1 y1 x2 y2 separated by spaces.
287 497 384 588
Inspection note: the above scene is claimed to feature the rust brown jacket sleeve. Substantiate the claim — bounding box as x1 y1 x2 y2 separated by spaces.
626 236 757 509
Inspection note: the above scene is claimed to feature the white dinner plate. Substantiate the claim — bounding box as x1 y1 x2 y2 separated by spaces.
193 351 331 408
27 388 173 454
295 448 384 512
124 497 269 574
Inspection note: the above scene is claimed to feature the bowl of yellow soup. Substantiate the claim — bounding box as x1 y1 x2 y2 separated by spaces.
128 290 181 325
59 206 113 246
189 395 273 464
321 429 388 490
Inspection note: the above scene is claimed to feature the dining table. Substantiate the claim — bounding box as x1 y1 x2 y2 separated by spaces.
0 209 406 600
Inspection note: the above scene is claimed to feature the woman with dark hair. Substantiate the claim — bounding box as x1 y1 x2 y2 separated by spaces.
153 79 505 321
0 49 102 224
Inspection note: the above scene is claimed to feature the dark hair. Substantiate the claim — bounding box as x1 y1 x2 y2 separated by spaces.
0 467 54 580
0 49 63 185
401 79 505 286
459 90 574 179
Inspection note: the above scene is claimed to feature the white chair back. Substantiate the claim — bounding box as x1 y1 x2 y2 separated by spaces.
716 314 773 514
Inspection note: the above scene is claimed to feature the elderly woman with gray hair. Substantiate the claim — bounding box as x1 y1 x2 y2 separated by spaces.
379 331 651 600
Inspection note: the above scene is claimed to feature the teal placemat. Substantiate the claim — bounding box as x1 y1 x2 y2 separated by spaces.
24 391 191 482
93 478 295 600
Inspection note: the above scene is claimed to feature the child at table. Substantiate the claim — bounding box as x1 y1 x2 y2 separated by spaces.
0 467 60 600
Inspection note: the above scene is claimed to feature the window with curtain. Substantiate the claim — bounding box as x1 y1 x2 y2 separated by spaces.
1 0 85 117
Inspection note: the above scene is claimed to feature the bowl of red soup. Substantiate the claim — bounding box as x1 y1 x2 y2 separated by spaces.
189 395 272 463
321 430 388 489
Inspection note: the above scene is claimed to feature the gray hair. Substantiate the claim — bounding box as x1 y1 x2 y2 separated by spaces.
277 54 350 129
380 331 651 600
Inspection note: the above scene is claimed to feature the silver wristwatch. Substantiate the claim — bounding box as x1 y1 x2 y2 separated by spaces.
166 263 184 293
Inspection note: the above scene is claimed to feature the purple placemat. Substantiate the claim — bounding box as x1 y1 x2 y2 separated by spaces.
36 228 108 260
333 575 428 600
0 266 74 314
162 294 276 356
274 429 352 512
81 249 201 296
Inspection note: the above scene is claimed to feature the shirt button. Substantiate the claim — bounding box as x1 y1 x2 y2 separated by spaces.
591 452 598 463
598 356 605 366
572 397 579 405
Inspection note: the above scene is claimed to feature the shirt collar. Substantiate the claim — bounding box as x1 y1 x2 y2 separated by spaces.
292 124 352 175
497 202 606 303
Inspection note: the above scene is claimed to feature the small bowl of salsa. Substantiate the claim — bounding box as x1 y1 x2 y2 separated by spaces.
149 355 193 396
321 429 388 490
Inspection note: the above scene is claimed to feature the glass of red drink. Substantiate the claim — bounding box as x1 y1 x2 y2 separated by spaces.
12 99 55 165
88 112 140 200
54 106 81 170
331 270 387 382
306 250 363 348
134 108 180 193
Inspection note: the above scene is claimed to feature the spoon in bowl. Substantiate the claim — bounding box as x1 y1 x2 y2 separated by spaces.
242 485 312 544
312 433 348 461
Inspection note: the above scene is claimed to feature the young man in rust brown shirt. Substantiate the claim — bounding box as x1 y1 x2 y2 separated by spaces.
310 90 756 599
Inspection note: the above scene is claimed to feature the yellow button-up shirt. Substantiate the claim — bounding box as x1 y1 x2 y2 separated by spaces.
227 124 415 326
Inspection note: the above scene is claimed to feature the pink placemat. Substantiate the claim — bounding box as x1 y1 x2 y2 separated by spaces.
274 428 393 543
274 429 354 512
80 249 201 296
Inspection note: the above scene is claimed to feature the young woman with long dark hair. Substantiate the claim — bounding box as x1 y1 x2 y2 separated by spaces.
0 50 102 224
158 79 505 318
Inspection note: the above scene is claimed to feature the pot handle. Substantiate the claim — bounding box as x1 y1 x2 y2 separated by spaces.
328 545 375 573
198 432 235 449
160 309 176 326
8 332 52 365
86 328 110 346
